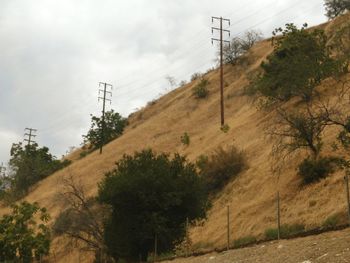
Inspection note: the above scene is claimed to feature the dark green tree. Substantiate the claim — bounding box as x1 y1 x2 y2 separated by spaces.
325 0 350 19
83 110 128 150
9 142 70 195
0 201 51 262
98 149 208 262
252 23 342 102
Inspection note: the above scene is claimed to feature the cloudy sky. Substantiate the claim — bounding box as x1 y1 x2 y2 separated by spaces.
0 0 327 164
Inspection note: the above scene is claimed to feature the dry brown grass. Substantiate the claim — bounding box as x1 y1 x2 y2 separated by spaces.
1 14 350 262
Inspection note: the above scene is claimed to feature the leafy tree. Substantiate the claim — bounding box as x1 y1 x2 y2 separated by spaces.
0 201 50 262
252 24 342 102
8 142 71 195
83 110 128 150
325 0 350 19
98 149 208 262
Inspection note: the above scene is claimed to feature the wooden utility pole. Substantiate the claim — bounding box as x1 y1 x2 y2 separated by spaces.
24 128 37 146
211 16 230 126
98 82 112 154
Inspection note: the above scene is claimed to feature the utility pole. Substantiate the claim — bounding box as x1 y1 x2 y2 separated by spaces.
211 16 231 127
98 82 112 154
24 128 37 146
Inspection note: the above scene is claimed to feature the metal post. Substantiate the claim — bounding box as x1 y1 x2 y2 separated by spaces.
227 205 230 250
345 174 350 225
153 233 157 263
185 217 189 257
277 191 281 240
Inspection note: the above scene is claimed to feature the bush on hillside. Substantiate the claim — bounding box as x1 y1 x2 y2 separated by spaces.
181 132 190 146
265 224 305 240
297 157 339 184
98 149 208 262
192 78 209 99
198 146 246 193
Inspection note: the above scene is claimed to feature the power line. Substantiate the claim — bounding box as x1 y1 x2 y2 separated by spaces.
98 82 112 154
24 128 37 146
212 16 231 127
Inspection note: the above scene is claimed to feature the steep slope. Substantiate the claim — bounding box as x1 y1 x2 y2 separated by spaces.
1 14 350 262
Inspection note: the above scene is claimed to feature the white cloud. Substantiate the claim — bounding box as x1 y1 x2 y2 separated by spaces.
0 0 326 162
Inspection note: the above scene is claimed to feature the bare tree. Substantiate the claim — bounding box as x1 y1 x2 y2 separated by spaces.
165 75 177 90
241 30 263 51
222 37 244 65
53 173 112 262
270 105 328 161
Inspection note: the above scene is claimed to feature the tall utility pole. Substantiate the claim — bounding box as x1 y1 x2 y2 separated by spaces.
211 16 231 126
98 82 112 154
24 128 37 146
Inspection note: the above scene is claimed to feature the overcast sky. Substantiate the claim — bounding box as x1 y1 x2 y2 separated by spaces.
0 0 327 165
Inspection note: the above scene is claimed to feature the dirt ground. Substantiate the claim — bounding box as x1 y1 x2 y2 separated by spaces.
163 228 350 263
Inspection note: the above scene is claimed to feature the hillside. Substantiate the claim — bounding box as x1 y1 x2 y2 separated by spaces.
1 13 350 262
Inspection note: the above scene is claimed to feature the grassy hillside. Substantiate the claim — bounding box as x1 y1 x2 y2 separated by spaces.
1 13 350 262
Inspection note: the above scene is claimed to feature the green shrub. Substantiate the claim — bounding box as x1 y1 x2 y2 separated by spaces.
233 236 257 248
192 78 209 99
181 132 190 146
79 150 89 159
298 157 338 184
199 146 246 193
265 224 305 240
220 124 230 133
322 214 340 228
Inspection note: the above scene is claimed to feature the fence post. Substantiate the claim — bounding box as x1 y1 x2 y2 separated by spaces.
153 233 157 263
345 174 350 225
185 217 189 257
227 205 230 250
277 191 281 240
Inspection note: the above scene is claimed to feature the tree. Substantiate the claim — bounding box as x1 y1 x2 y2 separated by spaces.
8 142 70 195
223 37 245 65
83 110 128 150
271 106 328 160
325 0 350 19
0 201 50 262
98 149 208 262
253 24 342 102
241 30 263 51
53 174 111 262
